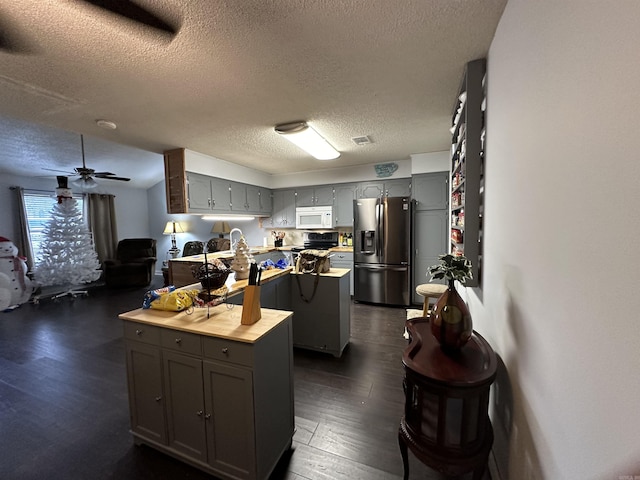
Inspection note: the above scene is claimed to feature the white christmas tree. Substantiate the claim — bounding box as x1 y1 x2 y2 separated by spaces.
34 196 102 287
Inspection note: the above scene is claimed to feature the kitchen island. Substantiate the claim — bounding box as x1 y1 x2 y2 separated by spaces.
119 300 294 480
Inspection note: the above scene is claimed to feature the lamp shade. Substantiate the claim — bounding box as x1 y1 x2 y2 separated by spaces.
163 221 184 235
275 122 340 160
211 221 231 234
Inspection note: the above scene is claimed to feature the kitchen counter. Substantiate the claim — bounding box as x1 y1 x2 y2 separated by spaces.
119 302 291 343
328 246 353 253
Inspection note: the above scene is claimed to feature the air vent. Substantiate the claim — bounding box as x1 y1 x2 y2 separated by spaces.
352 135 372 146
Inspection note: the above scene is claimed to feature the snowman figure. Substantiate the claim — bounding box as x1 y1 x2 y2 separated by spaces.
0 236 33 307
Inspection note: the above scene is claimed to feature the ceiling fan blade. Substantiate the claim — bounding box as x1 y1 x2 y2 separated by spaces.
81 0 178 36
42 167 76 175
94 174 131 182
0 16 37 54
92 171 116 176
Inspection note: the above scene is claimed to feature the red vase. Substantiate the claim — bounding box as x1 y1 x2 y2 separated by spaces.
430 280 473 352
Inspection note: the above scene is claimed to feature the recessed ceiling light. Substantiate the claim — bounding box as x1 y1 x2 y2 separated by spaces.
96 119 117 130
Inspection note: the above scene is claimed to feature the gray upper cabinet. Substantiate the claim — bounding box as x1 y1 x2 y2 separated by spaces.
269 189 297 227
187 172 214 211
334 183 357 226
186 173 231 212
357 182 384 199
258 187 272 214
413 172 448 211
295 186 334 207
210 177 232 211
227 181 273 215
384 178 412 197
230 181 251 213
357 179 411 198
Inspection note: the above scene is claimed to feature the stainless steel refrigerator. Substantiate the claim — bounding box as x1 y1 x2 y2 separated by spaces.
353 196 412 306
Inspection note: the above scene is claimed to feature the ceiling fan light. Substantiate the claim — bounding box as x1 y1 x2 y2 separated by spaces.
275 122 340 160
72 176 98 190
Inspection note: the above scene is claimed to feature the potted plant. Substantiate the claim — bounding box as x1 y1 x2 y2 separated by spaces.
427 254 473 352
428 253 473 287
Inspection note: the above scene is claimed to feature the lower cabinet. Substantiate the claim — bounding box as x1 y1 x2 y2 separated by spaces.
123 318 294 480
330 252 353 296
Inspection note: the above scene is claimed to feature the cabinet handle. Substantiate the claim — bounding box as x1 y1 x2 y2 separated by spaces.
155 396 162 402
205 413 211 420
221 347 229 355
175 338 182 344
196 410 203 416
135 329 143 336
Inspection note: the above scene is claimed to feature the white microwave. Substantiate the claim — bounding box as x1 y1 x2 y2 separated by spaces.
295 206 334 229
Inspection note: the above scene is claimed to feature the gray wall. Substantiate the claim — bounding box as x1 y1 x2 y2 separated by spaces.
0 173 150 252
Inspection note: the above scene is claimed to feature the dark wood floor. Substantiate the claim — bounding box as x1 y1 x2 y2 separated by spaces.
0 277 479 480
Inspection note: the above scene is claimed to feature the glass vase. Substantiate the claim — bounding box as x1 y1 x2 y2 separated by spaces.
430 279 473 352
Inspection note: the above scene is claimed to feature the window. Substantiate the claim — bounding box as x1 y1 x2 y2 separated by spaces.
23 191 85 260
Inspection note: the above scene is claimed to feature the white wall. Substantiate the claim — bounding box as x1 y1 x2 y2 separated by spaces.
463 1 640 478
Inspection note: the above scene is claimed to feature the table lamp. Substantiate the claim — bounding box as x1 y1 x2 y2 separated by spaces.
211 221 231 238
163 221 184 258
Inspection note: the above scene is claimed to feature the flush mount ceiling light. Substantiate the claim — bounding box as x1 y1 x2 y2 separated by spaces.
96 119 117 130
275 122 340 160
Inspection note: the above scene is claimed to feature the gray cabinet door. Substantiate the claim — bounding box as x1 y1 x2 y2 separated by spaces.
331 252 354 296
125 342 167 444
334 183 357 226
412 209 448 304
187 173 213 211
230 181 248 212
358 182 384 198
314 186 334 205
258 187 272 214
163 351 207 462
384 178 412 197
210 177 231 211
413 172 448 210
203 361 256 479
271 189 296 227
246 185 261 213
295 187 315 207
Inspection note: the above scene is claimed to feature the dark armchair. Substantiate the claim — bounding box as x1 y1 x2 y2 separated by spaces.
104 238 157 288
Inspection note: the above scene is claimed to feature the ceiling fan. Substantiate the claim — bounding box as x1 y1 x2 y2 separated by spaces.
45 135 131 189
0 0 179 54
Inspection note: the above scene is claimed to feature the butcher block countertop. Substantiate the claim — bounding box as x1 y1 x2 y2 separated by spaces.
291 268 350 278
328 246 353 253
119 304 292 343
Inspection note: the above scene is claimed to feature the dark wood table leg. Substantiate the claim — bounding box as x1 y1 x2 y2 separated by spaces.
398 427 409 480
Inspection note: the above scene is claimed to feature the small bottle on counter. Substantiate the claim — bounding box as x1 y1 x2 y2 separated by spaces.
347 233 353 246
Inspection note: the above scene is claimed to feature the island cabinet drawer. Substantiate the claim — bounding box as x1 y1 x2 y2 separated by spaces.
123 322 161 345
203 337 254 367
160 329 202 355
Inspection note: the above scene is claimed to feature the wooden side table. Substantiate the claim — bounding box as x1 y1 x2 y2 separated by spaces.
399 317 497 479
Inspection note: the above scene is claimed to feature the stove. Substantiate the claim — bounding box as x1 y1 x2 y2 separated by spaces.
303 231 339 250
291 232 339 253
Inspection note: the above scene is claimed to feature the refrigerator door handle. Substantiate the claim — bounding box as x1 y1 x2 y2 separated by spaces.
377 198 384 260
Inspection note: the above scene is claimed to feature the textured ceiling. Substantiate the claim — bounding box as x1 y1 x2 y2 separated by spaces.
0 0 506 188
